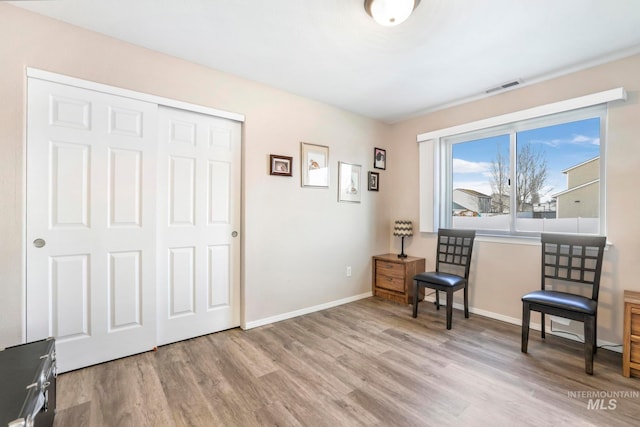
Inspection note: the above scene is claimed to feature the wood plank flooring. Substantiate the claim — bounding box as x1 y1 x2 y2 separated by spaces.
54 297 640 426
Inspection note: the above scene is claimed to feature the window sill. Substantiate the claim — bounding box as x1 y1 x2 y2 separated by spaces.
475 234 540 246
473 233 612 248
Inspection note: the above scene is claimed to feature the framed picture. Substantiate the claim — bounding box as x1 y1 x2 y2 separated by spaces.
368 171 379 191
269 154 293 176
301 142 329 187
374 147 386 170
338 161 361 203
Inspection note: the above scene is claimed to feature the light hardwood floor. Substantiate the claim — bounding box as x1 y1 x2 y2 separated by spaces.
54 297 640 426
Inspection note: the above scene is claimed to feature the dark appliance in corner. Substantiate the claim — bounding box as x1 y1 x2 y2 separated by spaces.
0 338 56 427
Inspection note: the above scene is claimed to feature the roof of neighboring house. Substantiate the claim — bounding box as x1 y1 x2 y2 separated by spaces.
561 156 599 174
453 188 491 198
552 179 599 197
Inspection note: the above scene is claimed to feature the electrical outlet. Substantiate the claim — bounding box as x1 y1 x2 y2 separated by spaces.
346 266 352 277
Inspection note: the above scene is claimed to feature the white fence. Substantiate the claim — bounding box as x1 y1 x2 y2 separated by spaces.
453 216 599 234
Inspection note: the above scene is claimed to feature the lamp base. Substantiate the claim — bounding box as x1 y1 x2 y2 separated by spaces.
397 235 408 258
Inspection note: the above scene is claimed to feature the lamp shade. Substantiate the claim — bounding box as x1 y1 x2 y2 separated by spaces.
393 220 413 237
364 0 420 27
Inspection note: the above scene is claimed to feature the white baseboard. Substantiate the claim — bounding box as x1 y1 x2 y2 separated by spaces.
423 294 622 353
243 291 373 330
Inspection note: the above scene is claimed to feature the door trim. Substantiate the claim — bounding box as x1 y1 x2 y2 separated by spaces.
26 68 245 123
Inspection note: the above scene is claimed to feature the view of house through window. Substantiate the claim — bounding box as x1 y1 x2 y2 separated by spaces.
449 111 603 235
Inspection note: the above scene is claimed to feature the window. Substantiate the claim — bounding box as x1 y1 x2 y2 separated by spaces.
439 105 605 236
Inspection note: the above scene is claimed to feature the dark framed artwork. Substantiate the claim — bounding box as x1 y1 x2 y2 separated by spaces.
368 171 379 191
270 155 293 176
374 147 386 170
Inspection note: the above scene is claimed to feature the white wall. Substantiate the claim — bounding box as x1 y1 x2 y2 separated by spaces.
0 4 391 348
388 53 640 345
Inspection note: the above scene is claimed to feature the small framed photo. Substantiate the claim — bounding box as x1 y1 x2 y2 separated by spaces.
301 142 329 187
368 171 379 191
374 147 386 170
270 155 293 176
338 161 361 203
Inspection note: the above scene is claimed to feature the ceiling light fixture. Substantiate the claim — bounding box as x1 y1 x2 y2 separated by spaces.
364 0 421 27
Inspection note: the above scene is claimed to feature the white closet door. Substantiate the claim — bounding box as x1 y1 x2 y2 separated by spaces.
26 78 158 372
156 106 241 345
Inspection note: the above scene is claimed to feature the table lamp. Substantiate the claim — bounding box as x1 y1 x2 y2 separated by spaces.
393 220 413 258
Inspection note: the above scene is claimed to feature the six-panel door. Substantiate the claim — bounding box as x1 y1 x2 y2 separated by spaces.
26 79 158 372
156 106 241 345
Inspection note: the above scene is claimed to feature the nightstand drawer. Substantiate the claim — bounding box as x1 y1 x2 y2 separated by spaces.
631 307 640 334
631 339 640 364
375 273 404 292
623 290 640 377
631 307 640 365
375 260 404 278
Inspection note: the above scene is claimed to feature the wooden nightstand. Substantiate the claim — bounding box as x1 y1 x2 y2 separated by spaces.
372 254 425 304
623 290 640 378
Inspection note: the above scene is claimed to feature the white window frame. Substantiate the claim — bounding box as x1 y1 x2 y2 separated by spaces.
443 106 606 235
417 88 627 235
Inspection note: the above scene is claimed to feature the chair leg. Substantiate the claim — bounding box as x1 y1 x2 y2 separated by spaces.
584 317 595 375
463 284 469 318
521 303 530 353
445 290 453 330
540 312 546 339
593 312 598 354
412 280 419 318
435 290 440 310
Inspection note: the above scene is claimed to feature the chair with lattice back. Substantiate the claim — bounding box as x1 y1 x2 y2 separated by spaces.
412 228 476 329
521 233 607 374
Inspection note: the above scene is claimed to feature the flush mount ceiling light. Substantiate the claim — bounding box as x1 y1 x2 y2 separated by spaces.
364 0 421 27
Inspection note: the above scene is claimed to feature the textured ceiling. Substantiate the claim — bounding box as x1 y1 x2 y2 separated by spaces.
10 0 640 123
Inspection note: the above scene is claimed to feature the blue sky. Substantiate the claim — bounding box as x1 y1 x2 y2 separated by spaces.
452 117 600 202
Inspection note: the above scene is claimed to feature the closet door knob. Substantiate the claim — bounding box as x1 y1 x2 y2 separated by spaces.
33 238 46 248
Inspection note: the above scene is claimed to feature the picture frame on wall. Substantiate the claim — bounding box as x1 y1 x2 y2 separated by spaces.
338 161 362 203
269 154 293 176
368 171 379 191
374 147 386 170
301 142 329 187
